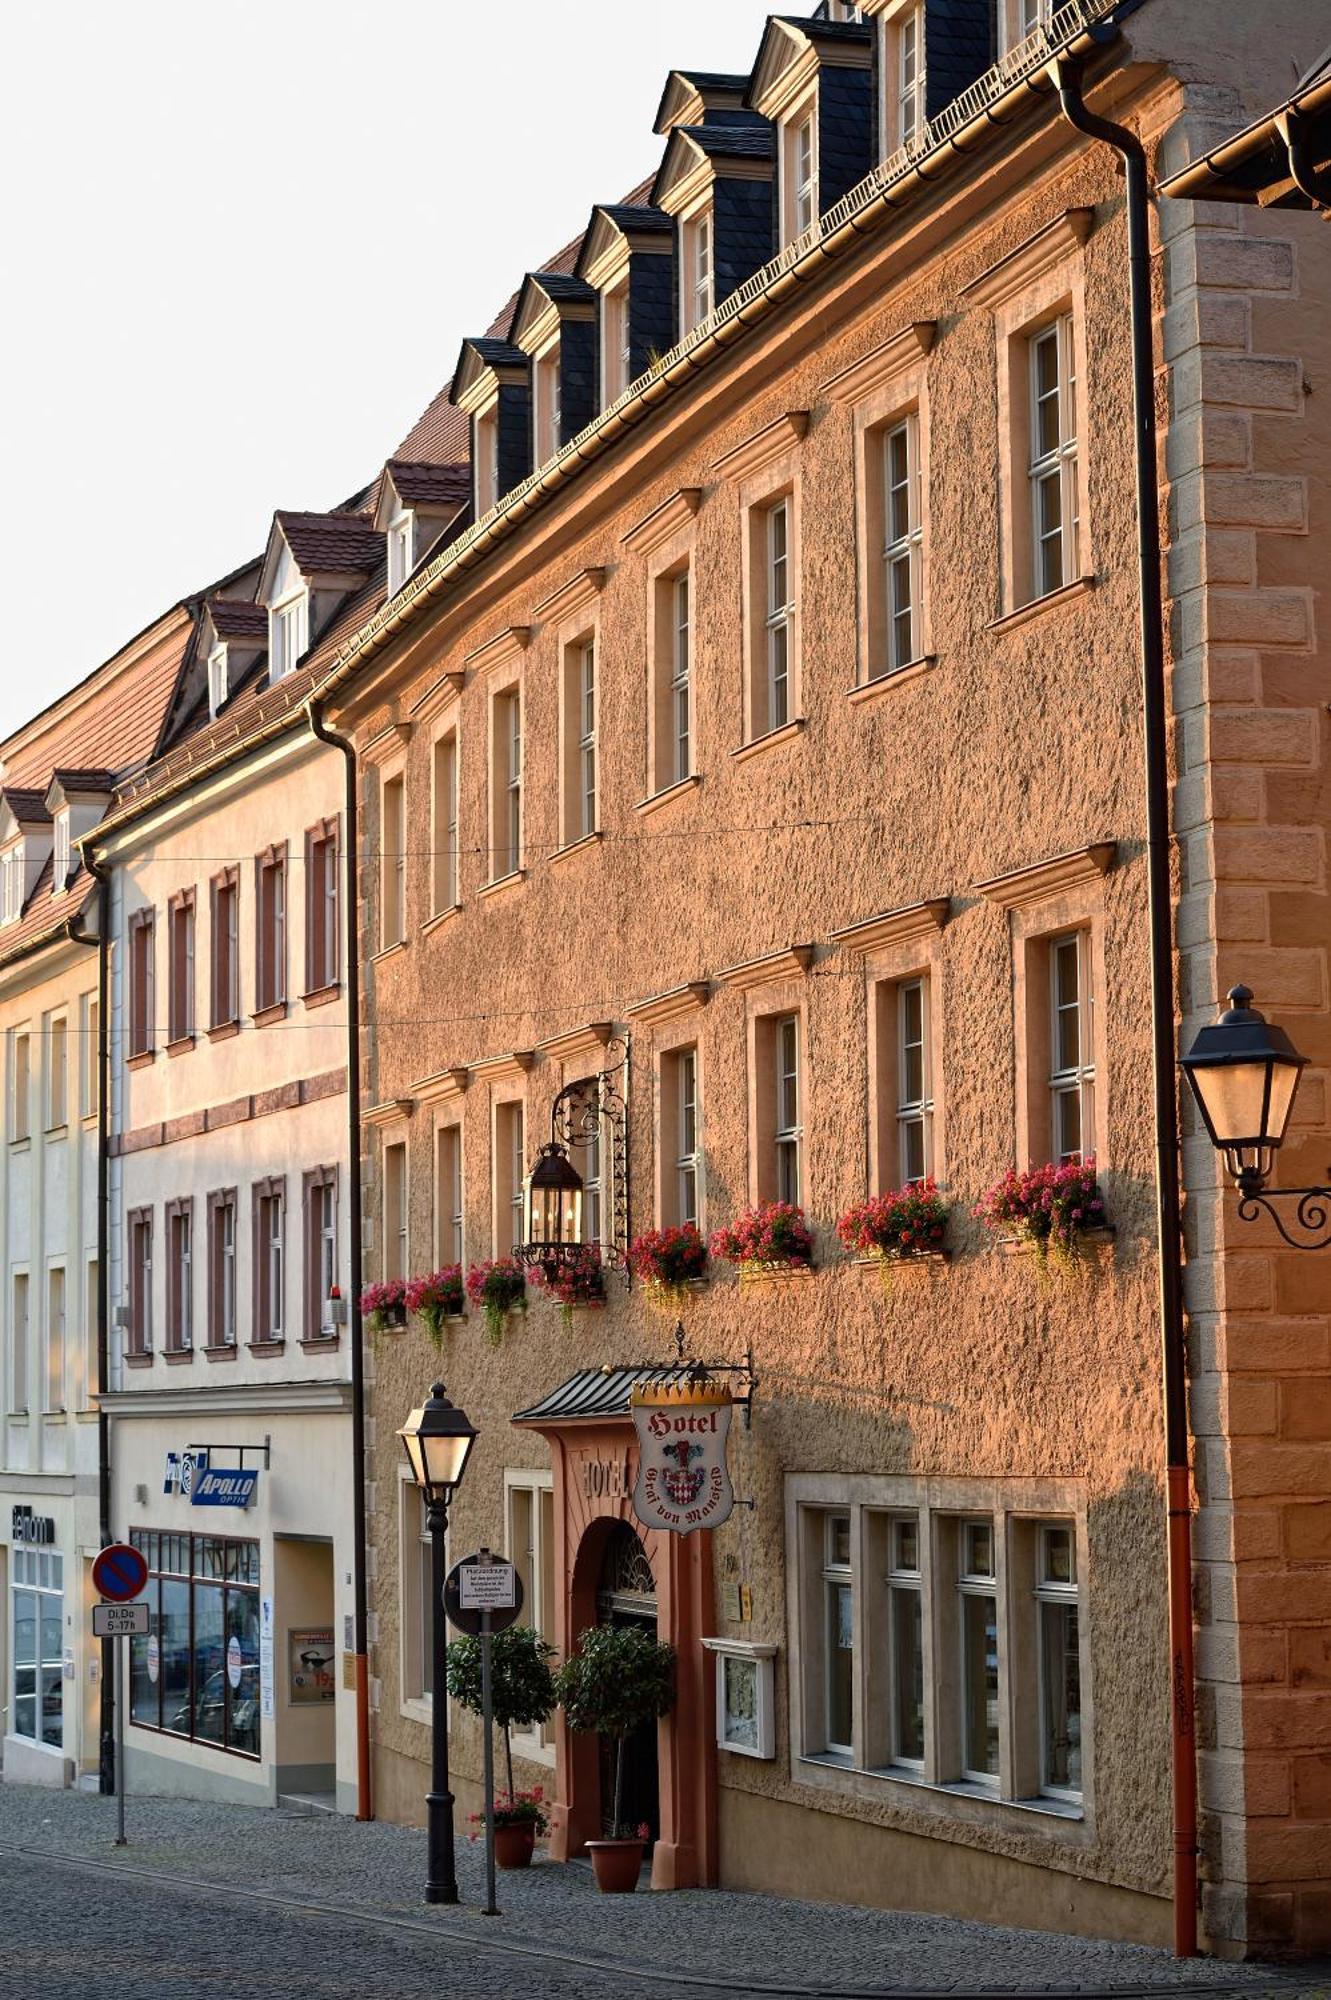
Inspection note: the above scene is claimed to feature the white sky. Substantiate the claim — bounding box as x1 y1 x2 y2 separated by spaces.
0 0 781 745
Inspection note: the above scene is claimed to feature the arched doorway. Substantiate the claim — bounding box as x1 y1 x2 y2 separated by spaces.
595 1522 659 1842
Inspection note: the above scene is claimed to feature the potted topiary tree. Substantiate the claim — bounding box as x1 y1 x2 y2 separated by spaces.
554 1624 675 1893
445 1625 557 1868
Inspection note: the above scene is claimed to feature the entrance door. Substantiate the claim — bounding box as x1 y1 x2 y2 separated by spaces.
595 1522 659 1842
272 1537 336 1804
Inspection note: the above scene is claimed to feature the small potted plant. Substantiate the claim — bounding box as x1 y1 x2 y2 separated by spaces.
467 1788 550 1870
447 1624 557 1867
974 1158 1108 1272
532 1244 605 1328
360 1277 408 1334
628 1223 708 1307
709 1200 813 1280
554 1624 675 1893
464 1258 527 1345
837 1180 949 1288
405 1265 465 1349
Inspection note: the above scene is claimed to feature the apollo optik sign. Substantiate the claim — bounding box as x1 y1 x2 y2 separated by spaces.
190 1467 259 1509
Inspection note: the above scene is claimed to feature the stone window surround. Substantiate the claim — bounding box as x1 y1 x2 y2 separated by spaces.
733 442 806 749
486 670 526 890
250 1174 286 1350
126 1205 153 1361
862 925 948 1196
785 1470 1094 1844
127 905 155 1063
743 973 809 1210
633 501 702 806
556 618 602 855
377 758 408 956
209 865 240 1034
380 1123 410 1287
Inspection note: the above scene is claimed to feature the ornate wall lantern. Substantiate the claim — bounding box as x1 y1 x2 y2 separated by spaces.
517 1037 630 1279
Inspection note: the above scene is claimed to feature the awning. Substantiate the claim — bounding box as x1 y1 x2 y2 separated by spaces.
514 1365 699 1425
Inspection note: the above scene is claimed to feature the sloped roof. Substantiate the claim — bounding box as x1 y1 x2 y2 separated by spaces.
0 853 97 975
275 510 384 576
514 1366 704 1425
385 460 471 509
49 767 116 794
206 598 269 642
2 788 53 826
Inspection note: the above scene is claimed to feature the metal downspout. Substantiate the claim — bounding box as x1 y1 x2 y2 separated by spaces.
306 695 373 1822
69 855 114 1794
1050 55 1198 1959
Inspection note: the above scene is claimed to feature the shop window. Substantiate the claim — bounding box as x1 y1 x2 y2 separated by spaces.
492 1101 525 1256
436 1123 463 1267
506 1471 557 1758
432 730 460 914
207 1191 238 1350
46 1014 68 1129
10 1027 30 1141
255 843 287 1014
303 1167 338 1342
210 867 240 1030
128 1531 261 1759
128 909 154 1060
384 1141 408 1281
128 1209 153 1358
252 1178 285 1344
167 890 195 1045
11 1547 64 1748
305 819 339 994
886 1513 924 1768
957 1519 1000 1783
381 775 406 949
1035 1522 1082 1799
165 1199 193 1355
822 1513 854 1756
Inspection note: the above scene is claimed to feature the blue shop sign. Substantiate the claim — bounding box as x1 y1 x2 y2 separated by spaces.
190 1467 259 1509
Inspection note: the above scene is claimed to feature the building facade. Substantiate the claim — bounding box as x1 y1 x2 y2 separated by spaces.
312 0 1331 1958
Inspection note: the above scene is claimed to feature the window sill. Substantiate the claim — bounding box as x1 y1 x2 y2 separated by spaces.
301 983 341 1009
799 1755 1086 1827
731 718 807 765
995 1224 1116 1258
736 1260 816 1285
126 1050 155 1071
989 573 1096 637
549 831 602 867
166 1035 195 1058
253 1000 288 1027
371 940 408 967
207 1020 240 1044
202 1343 238 1362
247 1339 287 1356
846 657 936 707
44 1122 68 1140
299 1334 340 1352
479 869 526 901
8 1136 30 1152
422 905 462 939
123 1352 154 1369
850 1249 951 1270
163 1348 194 1366
634 774 701 818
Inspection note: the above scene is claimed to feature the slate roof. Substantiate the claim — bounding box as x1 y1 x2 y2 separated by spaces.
384 460 471 508
679 123 775 163
530 272 597 305
592 203 673 236
205 597 269 641
514 1365 705 1425
2 787 53 825
275 511 384 576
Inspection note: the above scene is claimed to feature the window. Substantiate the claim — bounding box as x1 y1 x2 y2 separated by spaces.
304 1168 338 1342
269 591 308 680
11 1546 63 1748
210 869 239 1029
886 1514 924 1767
167 890 195 1045
784 110 817 242
305 819 339 994
535 343 562 462
46 1014 67 1129
880 415 922 674
958 1519 1000 1783
436 1123 463 1267
775 1014 802 1205
252 1179 285 1343
128 1530 261 1759
507 1472 557 1756
475 407 500 516
207 645 229 717
1049 931 1095 1164
128 1208 152 1358
52 811 71 894
255 845 287 1012
896 977 932 1185
381 775 406 948
11 1272 28 1411
432 732 459 913
128 909 155 1059
384 1141 408 1281
662 1046 700 1227
602 281 632 406
822 1513 854 1755
764 502 793 731
1 841 24 924
1036 1523 1082 1799
572 1080 603 1247
684 209 713 332
80 992 99 1120
493 1100 525 1255
1028 315 1079 598
386 513 415 597
400 1481 436 1705
10 1028 31 1141
1020 0 1053 34
651 568 692 795
166 1199 193 1354
896 4 927 147
85 1259 99 1400
207 1192 237 1350
491 686 523 881
562 639 597 845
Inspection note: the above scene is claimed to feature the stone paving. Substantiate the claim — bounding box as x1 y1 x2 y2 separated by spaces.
0 1783 1328 1998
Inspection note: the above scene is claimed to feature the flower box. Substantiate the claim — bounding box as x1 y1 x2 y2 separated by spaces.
710 1202 814 1276
975 1159 1110 1272
360 1280 408 1334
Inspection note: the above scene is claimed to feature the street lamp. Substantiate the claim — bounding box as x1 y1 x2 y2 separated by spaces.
398 1383 477 1904
1180 985 1329 1250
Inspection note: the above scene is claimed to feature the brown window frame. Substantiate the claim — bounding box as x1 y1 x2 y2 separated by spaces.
166 888 196 1047
128 909 155 1060
304 818 340 997
254 842 288 1019
251 1176 286 1345
302 1166 339 1343
210 867 240 1031
206 1189 238 1351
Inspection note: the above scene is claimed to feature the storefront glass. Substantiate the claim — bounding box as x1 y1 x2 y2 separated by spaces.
128 1530 261 1761
11 1549 64 1748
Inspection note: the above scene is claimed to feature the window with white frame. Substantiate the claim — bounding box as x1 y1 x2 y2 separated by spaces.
1028 315 1079 599
127 1209 152 1358
958 1518 1000 1783
386 513 415 597
256 845 287 1012
167 890 195 1045
881 415 922 674
46 1014 68 1130
253 1180 285 1343
785 108 817 242
207 1191 237 1349
684 209 714 332
1049 931 1094 1164
432 731 459 913
572 1080 603 1247
384 1141 408 1282
166 1200 193 1354
775 1013 802 1206
11 1545 64 1748
1020 0 1053 37
436 1123 463 1267
507 1472 557 1754
562 638 597 846
493 1100 525 1256
207 645 229 718
822 1513 854 1755
885 1513 924 1767
381 776 406 949
52 811 71 894
671 1046 699 1227
535 344 562 462
491 686 523 880
85 1257 99 1401
475 407 500 517
1036 1523 1082 1798
80 992 99 1120
765 500 793 732
211 869 239 1028
45 1265 65 1413
602 281 632 406
269 591 308 681
896 3 927 147
1 842 24 924
304 1168 338 1341
896 977 931 1185
650 567 693 797
11 1271 28 1410
10 1028 30 1141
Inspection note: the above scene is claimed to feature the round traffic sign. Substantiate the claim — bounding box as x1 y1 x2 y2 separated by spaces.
92 1542 149 1604
443 1553 524 1637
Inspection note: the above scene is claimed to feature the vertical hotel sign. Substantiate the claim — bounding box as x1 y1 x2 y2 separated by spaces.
631 1377 734 1535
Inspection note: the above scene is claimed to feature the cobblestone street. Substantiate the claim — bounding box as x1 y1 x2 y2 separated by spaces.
0 1785 1328 2000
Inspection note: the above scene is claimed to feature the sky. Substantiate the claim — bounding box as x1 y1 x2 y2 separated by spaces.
0 0 782 746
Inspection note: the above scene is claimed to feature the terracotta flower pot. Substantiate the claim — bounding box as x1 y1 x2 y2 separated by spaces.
587 1837 645 1893
494 1820 537 1869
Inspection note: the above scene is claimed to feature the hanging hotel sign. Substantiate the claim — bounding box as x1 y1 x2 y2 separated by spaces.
631 1376 734 1535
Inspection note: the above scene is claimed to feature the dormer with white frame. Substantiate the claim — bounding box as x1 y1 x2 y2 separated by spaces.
651 118 777 341
196 597 269 720
510 272 599 468
860 0 994 159
373 460 471 600
44 770 114 897
451 339 533 521
257 510 384 687
0 789 53 925
748 13 874 245
576 203 675 411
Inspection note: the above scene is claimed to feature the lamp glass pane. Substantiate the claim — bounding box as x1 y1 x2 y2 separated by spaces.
421 1428 472 1490
1266 1062 1301 1147
399 1422 427 1489
1195 1059 1276 1147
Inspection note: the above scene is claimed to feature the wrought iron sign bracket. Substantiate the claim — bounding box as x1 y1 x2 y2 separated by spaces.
671 1323 758 1429
186 1436 272 1470
1235 1171 1331 1252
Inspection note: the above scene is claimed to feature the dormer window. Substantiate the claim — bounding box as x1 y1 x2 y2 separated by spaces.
386 513 415 597
601 281 632 406
827 2 863 17
52 812 71 895
475 407 500 515
1 843 23 926
270 591 308 681
881 1 927 152
684 210 714 332
207 645 229 719
783 108 818 242
534 343 562 462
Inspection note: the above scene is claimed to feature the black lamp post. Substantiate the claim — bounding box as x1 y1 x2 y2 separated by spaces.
398 1383 477 1904
1180 985 1328 1248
